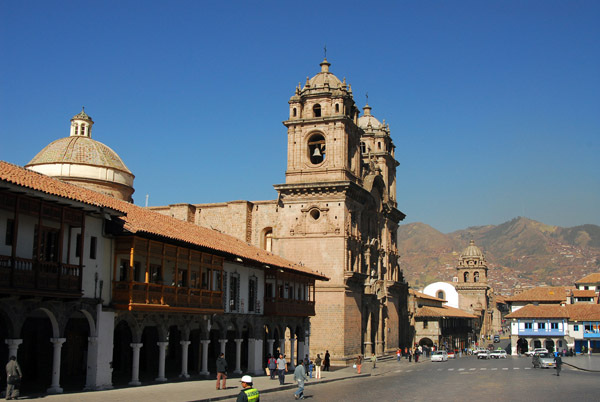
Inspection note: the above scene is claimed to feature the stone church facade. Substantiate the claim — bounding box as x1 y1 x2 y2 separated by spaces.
152 59 410 365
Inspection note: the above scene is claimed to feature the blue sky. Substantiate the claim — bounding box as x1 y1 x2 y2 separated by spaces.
1 1 598 233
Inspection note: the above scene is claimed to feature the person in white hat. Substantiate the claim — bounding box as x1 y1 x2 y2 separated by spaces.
236 375 259 402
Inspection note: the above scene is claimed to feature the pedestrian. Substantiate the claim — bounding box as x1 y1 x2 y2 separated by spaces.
293 358 308 400
397 348 401 361
408 348 412 362
372 354 377 369
404 347 408 359
308 360 314 378
276 353 287 385
216 353 228 390
324 350 330 371
236 375 259 402
6 355 23 401
314 354 322 379
554 353 562 376
355 355 362 374
268 354 277 380
414 347 419 363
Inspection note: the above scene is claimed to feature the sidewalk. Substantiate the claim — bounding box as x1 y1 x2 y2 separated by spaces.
23 356 421 402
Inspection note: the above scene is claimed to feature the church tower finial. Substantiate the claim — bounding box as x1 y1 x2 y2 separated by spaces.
70 107 94 138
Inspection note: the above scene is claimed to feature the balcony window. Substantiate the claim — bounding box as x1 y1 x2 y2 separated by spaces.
574 325 579 331
34 226 59 262
538 322 546 330
248 276 257 312
90 236 97 259
229 273 239 311
5 219 14 246
525 322 532 329
551 322 559 330
150 264 162 284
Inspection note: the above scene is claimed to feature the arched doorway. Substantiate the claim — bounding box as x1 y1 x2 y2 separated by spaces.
544 339 555 353
20 311 54 393
517 338 529 355
61 312 90 390
419 338 434 347
112 320 133 385
140 326 160 382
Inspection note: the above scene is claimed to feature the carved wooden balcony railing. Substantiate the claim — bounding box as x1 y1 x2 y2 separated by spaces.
263 297 315 317
112 280 223 313
0 254 81 296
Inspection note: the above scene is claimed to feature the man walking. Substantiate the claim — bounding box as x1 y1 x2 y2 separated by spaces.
276 353 287 385
554 352 562 376
293 358 308 400
216 353 228 390
236 375 259 402
5 355 22 400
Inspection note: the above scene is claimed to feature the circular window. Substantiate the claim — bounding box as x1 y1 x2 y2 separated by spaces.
308 134 326 165
310 209 320 220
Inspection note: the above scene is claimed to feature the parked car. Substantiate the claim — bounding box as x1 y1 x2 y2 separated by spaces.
493 335 500 343
431 350 448 362
472 347 486 355
477 350 491 359
490 350 507 359
525 348 548 357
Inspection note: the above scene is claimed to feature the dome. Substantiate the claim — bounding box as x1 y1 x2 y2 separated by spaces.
27 136 132 174
358 104 382 130
460 240 484 259
306 59 343 90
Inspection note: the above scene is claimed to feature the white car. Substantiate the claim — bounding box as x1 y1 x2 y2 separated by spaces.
490 350 507 359
477 350 491 359
525 348 548 357
431 351 448 362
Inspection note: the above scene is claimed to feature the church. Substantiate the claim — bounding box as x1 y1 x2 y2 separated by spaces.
151 58 410 364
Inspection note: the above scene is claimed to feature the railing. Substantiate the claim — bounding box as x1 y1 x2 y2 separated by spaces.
263 297 315 316
0 255 81 294
518 328 565 336
112 280 223 311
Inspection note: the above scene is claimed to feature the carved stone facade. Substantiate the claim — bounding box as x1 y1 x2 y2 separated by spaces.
151 59 410 364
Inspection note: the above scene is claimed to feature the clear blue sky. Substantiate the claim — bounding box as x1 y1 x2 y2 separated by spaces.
1 1 598 233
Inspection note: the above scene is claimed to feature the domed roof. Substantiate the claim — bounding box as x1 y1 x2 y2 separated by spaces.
306 59 343 89
358 104 382 129
27 136 132 174
460 240 484 259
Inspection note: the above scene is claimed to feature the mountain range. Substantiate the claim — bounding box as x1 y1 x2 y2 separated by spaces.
397 217 600 295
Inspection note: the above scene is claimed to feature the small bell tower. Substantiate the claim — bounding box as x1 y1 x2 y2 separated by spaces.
69 107 94 138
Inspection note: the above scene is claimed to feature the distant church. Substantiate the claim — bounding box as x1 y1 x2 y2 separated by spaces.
152 59 410 364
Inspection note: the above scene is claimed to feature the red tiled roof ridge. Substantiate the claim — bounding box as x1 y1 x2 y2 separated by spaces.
576 273 600 284
415 305 478 319
0 161 327 280
505 286 569 302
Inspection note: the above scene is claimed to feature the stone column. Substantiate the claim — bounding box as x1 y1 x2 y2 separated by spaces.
84 337 99 390
297 341 305 362
267 339 275 356
47 338 66 394
279 338 286 356
200 340 210 375
364 312 372 358
219 339 228 355
289 337 296 370
234 339 243 374
156 341 169 381
180 340 191 378
588 340 592 355
4 339 22 359
129 343 143 385
376 303 385 355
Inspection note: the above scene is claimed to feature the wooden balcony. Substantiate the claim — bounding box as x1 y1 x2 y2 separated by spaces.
0 255 81 297
263 297 315 317
112 281 223 313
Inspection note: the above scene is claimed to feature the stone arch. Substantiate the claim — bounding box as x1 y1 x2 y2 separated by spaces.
419 337 434 347
115 313 143 343
112 319 134 385
37 307 61 338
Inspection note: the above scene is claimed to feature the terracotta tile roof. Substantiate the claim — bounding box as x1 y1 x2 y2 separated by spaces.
415 305 478 319
505 304 569 319
409 289 446 302
505 286 569 303
506 303 600 321
494 295 507 304
575 273 600 284
572 290 597 297
0 161 328 281
566 304 600 321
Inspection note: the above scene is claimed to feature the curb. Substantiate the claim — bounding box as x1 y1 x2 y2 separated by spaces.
563 362 600 373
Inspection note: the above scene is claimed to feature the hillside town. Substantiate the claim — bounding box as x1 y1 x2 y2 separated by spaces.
2 58 599 401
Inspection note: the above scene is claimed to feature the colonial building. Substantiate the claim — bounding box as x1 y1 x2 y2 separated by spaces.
408 290 477 350
151 59 410 365
1 107 327 395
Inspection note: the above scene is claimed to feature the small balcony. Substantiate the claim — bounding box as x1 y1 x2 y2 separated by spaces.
518 328 565 337
0 255 81 297
264 297 315 317
112 281 223 313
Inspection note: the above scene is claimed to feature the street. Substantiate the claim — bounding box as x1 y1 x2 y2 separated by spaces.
259 356 599 402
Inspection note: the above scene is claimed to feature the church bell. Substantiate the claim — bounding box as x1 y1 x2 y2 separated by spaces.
312 146 322 157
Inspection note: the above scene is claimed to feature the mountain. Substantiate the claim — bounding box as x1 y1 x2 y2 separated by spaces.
398 217 600 294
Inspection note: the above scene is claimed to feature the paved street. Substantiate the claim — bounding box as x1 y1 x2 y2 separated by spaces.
10 355 599 402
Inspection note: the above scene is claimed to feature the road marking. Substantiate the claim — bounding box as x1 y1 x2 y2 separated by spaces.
514 367 520 370
491 368 498 371
480 368 487 370
469 368 476 371
457 368 464 371
502 368 509 370
449 368 455 371
406 370 413 372
394 370 402 373
524 368 531 370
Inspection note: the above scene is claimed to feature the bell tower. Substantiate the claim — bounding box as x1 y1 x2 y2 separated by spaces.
283 59 363 185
